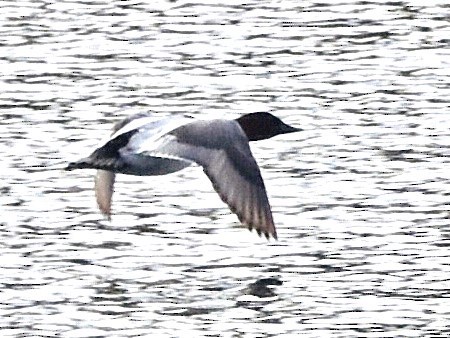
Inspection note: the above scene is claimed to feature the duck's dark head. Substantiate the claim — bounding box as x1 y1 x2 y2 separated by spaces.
236 112 301 141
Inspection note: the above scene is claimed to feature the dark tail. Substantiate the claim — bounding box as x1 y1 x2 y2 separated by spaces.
66 156 123 172
65 157 96 171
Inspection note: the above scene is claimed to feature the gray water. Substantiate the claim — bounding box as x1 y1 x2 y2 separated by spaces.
1 1 449 337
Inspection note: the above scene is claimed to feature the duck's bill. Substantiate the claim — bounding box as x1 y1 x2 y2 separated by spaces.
281 124 302 134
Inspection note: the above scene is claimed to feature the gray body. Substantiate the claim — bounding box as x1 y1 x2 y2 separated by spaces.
69 113 277 239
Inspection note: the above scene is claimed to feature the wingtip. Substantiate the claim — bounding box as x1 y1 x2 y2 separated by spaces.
263 229 278 241
95 170 116 220
269 230 278 241
203 164 277 240
249 223 277 241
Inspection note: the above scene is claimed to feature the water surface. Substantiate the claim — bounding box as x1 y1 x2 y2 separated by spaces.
1 1 449 337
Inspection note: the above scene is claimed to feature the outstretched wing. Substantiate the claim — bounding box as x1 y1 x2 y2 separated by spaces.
94 113 144 217
93 113 192 217
137 119 277 239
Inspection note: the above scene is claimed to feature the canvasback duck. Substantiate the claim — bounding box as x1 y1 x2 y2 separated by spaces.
66 112 300 239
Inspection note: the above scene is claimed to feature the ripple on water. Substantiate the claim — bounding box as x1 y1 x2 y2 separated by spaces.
1 0 450 337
